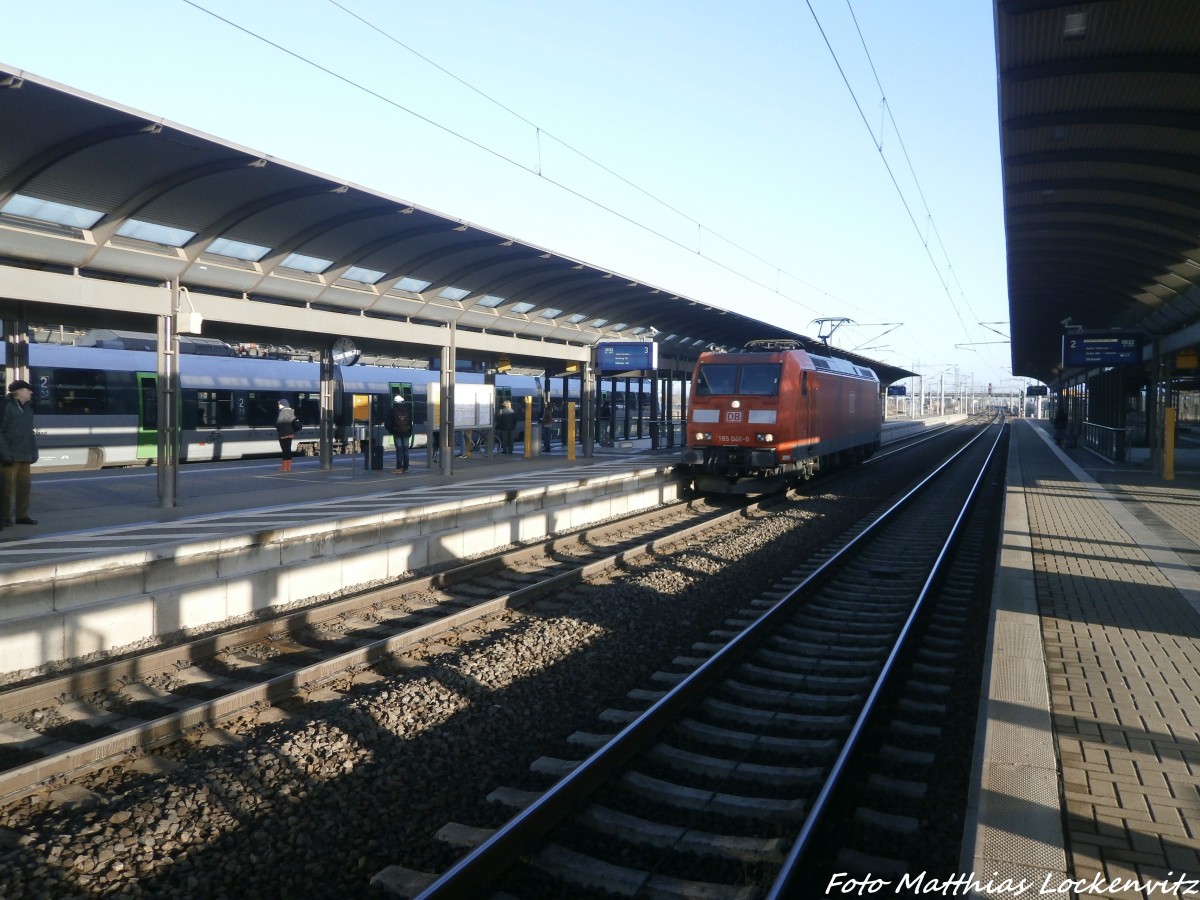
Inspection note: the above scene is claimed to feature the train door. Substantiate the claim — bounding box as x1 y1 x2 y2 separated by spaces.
351 393 370 424
389 382 414 406
801 368 817 457
136 372 158 460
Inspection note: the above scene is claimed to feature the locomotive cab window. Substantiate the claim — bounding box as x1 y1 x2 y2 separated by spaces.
738 364 781 396
697 364 737 396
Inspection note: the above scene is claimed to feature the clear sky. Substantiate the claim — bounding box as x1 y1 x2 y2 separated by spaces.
2 1 1013 395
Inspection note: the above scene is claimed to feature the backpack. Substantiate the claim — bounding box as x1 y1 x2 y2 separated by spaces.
394 409 411 434
291 416 302 432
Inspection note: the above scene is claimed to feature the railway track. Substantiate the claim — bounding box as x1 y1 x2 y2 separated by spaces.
0 494 772 808
374 419 1007 898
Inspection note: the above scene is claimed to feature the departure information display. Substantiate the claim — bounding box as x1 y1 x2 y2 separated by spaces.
1061 333 1141 367
597 341 657 371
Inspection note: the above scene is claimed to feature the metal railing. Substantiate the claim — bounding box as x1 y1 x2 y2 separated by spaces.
1082 420 1128 461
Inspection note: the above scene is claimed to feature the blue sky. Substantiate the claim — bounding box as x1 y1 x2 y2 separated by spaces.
2 1 1013 394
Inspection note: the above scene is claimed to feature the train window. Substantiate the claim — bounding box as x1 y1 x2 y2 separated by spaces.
193 390 237 428
296 394 320 425
697 364 737 396
37 367 130 415
181 390 198 430
245 392 280 427
739 364 781 396
141 380 158 429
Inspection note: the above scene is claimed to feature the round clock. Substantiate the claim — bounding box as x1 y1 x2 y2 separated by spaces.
331 337 360 366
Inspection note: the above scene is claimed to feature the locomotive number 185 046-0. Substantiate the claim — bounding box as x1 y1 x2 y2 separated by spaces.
716 435 751 443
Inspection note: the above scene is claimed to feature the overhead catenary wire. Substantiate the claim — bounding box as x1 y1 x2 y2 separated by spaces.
180 0 1002 380
177 0 864 321
340 0 1001 377
805 0 975 346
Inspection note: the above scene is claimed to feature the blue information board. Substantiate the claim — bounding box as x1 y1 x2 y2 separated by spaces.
886 384 907 396
597 341 658 371
1061 333 1141 367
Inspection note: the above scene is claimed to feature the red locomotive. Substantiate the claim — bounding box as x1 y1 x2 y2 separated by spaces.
680 339 882 494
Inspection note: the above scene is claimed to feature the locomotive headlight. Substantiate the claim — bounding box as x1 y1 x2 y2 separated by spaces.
694 431 711 441
757 432 775 442
730 400 741 409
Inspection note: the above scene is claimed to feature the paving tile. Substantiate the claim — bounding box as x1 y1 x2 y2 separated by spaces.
974 422 1200 897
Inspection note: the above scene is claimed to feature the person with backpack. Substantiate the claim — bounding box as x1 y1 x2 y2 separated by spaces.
387 395 413 472
274 399 300 473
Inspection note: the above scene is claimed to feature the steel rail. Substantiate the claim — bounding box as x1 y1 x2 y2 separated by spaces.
414 418 1002 898
0 497 755 808
766 420 1006 897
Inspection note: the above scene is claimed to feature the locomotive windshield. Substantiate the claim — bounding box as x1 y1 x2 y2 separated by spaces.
696 363 781 397
738 364 781 395
697 365 736 396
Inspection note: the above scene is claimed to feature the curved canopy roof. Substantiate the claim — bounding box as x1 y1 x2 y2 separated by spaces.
997 0 1200 384
0 64 807 371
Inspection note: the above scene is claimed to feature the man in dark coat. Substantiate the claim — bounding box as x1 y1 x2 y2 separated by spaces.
0 379 39 526
386 395 413 471
496 400 517 454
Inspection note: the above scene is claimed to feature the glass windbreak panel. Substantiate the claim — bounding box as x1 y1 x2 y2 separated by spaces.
208 237 270 261
117 220 194 246
738 364 781 396
696 364 738 396
2 194 104 228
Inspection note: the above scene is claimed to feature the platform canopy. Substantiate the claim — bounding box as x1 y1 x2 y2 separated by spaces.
0 63 827 374
997 0 1200 385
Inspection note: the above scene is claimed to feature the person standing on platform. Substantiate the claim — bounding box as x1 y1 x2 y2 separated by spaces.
496 400 517 454
387 395 413 471
0 379 39 526
541 400 554 452
1053 403 1068 446
275 399 298 473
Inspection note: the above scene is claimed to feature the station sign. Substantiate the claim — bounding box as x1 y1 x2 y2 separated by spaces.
886 384 907 396
597 341 657 372
1026 385 1049 396
1061 332 1142 367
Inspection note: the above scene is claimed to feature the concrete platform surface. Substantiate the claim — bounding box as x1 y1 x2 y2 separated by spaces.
964 418 1200 899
